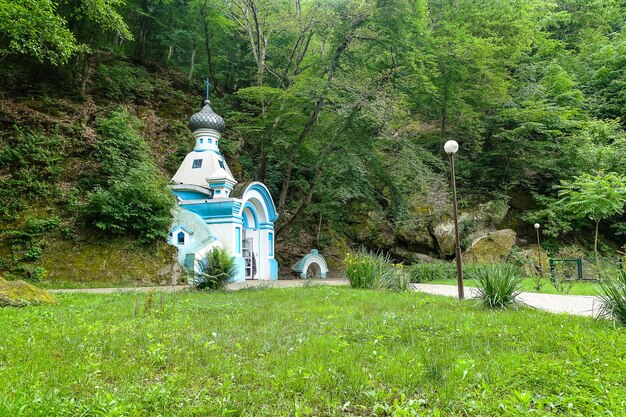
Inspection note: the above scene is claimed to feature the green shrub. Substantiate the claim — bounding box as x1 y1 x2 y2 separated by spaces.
344 249 407 291
598 269 626 325
84 110 173 242
0 128 63 220
408 262 457 283
189 247 237 290
473 264 523 308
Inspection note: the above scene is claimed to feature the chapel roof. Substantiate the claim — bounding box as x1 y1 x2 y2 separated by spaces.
188 100 225 132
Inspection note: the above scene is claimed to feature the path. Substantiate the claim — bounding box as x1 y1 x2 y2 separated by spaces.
411 283 601 317
50 280 602 317
49 279 347 294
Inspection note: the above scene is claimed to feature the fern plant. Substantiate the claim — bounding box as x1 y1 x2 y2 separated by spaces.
189 247 237 290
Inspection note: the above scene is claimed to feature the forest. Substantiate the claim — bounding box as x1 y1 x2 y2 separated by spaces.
1 0 625 282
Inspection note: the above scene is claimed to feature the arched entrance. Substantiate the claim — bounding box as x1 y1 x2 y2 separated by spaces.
241 200 266 280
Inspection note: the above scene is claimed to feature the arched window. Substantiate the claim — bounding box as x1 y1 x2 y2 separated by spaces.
177 231 185 245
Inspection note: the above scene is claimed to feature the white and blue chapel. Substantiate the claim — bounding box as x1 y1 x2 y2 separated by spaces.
167 99 279 281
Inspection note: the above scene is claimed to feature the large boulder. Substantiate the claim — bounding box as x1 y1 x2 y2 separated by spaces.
390 247 440 264
433 219 458 257
0 277 58 307
432 201 508 257
462 229 517 264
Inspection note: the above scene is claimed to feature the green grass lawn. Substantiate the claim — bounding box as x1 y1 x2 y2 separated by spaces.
429 277 602 296
1 286 625 416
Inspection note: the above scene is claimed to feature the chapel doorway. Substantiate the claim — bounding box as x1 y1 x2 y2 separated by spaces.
242 238 256 280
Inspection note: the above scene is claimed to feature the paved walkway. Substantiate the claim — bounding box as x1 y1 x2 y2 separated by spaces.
411 283 601 317
50 280 602 317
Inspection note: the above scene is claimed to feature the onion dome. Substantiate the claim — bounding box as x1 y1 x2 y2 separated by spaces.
188 100 225 132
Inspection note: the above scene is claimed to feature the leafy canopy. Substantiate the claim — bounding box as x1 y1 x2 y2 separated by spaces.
557 172 626 223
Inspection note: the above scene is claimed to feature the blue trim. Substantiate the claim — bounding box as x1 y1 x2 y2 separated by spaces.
236 228 241 254
268 232 274 257
232 256 246 282
180 200 242 218
269 259 279 280
244 183 279 222
169 224 194 235
173 190 210 200
205 219 244 225
208 182 234 190
243 202 260 230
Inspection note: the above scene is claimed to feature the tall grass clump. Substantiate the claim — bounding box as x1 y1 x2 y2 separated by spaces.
189 247 237 290
473 264 523 308
598 269 626 325
344 249 407 290
408 262 457 283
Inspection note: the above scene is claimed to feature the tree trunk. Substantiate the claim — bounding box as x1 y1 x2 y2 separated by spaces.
277 95 326 213
595 219 601 274
276 31 360 213
188 22 200 80
277 104 361 234
276 162 324 236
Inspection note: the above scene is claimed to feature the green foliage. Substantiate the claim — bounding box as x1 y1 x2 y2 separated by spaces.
0 128 63 220
473 264 523 308
84 110 173 242
557 172 626 261
0 0 84 64
0 0 131 64
190 247 237 290
558 173 626 225
409 262 457 283
344 249 407 291
1 216 60 280
93 63 154 102
598 269 626 325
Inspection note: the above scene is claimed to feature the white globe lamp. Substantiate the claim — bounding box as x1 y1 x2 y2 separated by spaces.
444 140 459 155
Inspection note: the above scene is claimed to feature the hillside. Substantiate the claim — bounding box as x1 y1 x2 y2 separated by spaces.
1 0 625 285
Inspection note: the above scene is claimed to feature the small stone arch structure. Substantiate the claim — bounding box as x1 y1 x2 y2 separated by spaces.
292 249 328 279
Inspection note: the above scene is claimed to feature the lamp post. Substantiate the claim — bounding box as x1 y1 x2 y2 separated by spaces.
444 140 464 300
534 223 543 277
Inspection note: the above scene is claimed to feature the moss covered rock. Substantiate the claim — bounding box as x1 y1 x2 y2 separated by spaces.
462 229 516 264
433 220 457 257
0 277 58 307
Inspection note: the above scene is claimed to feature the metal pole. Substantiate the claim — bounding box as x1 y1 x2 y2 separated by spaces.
535 228 543 278
449 153 464 300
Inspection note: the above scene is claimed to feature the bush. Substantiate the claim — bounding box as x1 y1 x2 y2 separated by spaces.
473 264 523 308
408 262 457 283
344 249 408 291
84 110 173 242
598 269 626 325
189 247 237 290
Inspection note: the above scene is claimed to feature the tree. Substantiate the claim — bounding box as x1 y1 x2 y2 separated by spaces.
0 0 84 65
557 172 626 264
